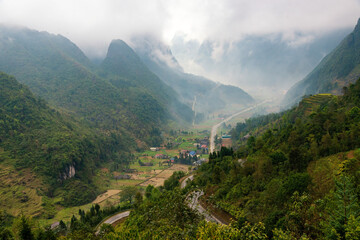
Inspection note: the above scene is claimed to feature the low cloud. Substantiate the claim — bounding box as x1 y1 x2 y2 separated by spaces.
0 0 358 59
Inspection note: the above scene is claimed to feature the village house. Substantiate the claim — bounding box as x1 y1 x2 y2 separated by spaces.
189 151 196 157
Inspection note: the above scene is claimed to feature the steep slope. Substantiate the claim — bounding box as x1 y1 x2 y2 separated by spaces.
131 36 254 117
192 79 360 238
0 72 121 206
283 18 360 107
0 25 188 143
100 39 193 124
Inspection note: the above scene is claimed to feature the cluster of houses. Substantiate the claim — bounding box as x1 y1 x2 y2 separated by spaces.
146 137 210 167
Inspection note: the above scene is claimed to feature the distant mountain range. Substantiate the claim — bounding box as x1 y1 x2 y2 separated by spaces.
131 36 254 119
171 28 351 98
283 18 360 107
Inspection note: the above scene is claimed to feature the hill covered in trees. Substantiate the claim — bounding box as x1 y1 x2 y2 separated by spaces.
0 72 135 208
0 25 192 146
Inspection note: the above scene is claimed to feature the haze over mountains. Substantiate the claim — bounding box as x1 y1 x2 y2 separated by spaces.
171 28 352 98
131 36 254 117
283 18 360 107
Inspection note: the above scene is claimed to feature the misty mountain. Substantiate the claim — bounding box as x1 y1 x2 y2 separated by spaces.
283 19 360 107
171 28 351 98
131 36 254 117
0 25 192 144
100 39 193 123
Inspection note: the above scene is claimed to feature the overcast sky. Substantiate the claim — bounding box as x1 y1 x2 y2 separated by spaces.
0 0 359 58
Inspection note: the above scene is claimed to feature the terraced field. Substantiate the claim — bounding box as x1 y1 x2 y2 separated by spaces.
298 94 334 115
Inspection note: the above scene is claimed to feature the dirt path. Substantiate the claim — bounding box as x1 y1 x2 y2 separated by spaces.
92 190 121 204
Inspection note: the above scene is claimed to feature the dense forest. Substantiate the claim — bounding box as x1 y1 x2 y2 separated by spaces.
192 79 360 239
0 72 134 206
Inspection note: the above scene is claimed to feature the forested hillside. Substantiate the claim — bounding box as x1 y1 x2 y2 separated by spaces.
191 78 360 238
14 80 358 239
0 25 191 146
284 18 360 107
0 72 133 207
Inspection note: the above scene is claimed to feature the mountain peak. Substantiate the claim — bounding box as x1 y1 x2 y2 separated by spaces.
131 35 183 71
355 18 360 33
102 39 148 78
107 39 137 58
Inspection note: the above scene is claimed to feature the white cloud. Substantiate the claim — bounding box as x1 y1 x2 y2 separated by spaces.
0 0 359 57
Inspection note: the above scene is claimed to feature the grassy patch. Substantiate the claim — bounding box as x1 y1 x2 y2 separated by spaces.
0 163 45 217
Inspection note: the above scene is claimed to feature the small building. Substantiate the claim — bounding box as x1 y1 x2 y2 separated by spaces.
194 158 206 166
150 147 159 151
189 151 196 157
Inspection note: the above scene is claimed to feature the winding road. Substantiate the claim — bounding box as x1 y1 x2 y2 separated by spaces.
95 210 131 235
181 174 194 189
181 175 224 224
102 211 130 225
209 100 270 153
187 190 224 224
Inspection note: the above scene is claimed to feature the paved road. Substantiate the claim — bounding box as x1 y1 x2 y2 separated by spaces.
181 175 194 189
181 174 224 224
209 100 270 153
192 96 197 126
103 211 130 225
96 210 130 235
187 190 223 224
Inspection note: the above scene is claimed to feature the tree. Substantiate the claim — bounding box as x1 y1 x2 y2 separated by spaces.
19 216 34 240
120 186 138 204
326 175 360 239
269 150 287 165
